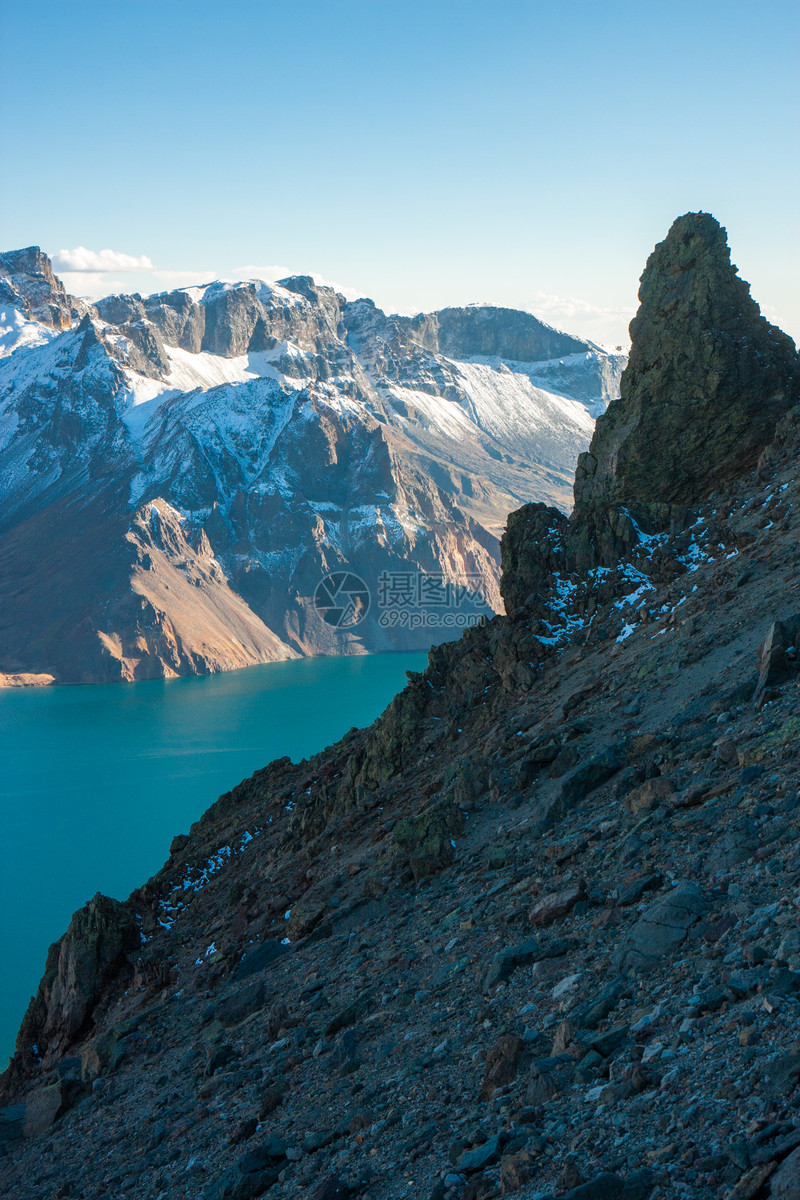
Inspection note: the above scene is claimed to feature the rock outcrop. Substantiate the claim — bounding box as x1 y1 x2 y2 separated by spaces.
12 895 139 1083
570 212 797 568
396 305 589 362
0 247 85 331
501 213 799 587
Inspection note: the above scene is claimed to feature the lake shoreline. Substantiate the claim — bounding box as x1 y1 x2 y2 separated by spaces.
0 650 427 1065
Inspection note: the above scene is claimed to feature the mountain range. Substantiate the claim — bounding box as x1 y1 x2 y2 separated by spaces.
0 248 625 684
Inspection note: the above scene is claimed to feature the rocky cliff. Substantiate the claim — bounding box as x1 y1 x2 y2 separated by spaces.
0 254 624 683
1 215 799 1200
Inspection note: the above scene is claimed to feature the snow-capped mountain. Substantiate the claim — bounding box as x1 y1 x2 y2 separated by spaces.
0 247 626 683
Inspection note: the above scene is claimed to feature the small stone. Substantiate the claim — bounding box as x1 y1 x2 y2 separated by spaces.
625 777 674 814
456 1134 504 1173
530 884 585 927
481 1034 525 1099
501 1149 537 1193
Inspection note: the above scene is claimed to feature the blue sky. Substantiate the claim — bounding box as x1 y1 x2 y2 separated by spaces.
1 0 797 344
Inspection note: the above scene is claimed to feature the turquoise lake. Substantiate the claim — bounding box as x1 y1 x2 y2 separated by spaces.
0 651 427 1067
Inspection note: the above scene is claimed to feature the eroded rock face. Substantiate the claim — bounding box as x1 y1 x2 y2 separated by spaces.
14 894 139 1072
570 212 798 569
397 304 588 362
499 503 567 617
0 247 84 330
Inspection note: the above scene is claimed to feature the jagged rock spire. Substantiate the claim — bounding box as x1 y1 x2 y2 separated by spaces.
563 212 798 570
576 212 797 514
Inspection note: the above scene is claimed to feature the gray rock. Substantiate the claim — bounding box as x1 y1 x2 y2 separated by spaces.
214 980 266 1027
562 1172 654 1200
525 1056 575 1106
234 941 291 980
309 1178 352 1200
573 978 630 1029
764 1051 800 1096
590 1024 631 1059
333 1029 360 1074
770 1146 800 1199
205 1044 237 1077
0 1104 24 1150
22 1082 69 1138
614 884 710 974
558 743 629 813
482 936 576 991
456 1133 503 1173
324 990 375 1038
563 1173 625 1199
706 818 759 873
755 614 800 704
204 1138 288 1200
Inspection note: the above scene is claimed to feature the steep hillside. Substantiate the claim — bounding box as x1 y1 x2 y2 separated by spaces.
1 215 798 1200
0 254 624 684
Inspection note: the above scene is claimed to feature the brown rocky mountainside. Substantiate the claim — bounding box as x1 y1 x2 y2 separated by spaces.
0 252 624 684
1 214 799 1200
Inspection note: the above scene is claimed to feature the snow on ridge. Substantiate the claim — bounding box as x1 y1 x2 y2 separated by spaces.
120 344 315 440
0 306 59 360
157 278 310 311
447 359 595 438
163 344 307 393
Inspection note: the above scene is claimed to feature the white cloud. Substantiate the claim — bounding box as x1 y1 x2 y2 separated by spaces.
524 290 635 348
527 289 634 324
310 273 365 303
53 246 154 273
231 263 294 282
150 269 214 287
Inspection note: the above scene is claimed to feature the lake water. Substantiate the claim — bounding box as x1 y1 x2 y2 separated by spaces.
0 651 427 1067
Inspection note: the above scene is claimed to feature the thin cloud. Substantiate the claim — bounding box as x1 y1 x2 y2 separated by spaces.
527 289 635 324
53 246 154 273
150 269 215 287
55 267 215 301
231 264 294 282
310 273 365 302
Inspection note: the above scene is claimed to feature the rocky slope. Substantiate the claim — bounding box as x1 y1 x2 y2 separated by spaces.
0 253 625 683
1 213 799 1200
